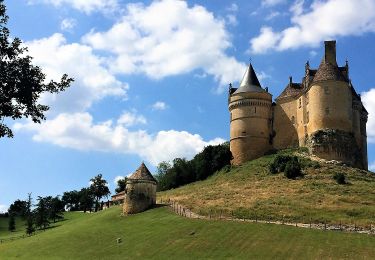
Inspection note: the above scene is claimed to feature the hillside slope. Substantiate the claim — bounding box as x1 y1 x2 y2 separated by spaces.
0 206 374 259
160 150 375 226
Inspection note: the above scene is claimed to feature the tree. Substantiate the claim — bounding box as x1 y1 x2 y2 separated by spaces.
79 188 94 213
25 193 34 235
90 174 110 212
115 177 127 193
8 213 15 231
34 196 50 230
62 190 80 211
0 0 73 138
45 196 64 223
8 199 27 217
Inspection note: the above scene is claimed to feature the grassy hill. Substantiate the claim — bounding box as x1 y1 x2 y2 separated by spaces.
0 206 374 259
159 149 375 226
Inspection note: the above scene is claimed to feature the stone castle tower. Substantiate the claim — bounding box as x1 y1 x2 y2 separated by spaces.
123 162 157 214
229 40 368 170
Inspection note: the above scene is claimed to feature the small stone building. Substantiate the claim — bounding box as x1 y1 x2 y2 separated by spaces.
228 40 368 169
123 163 157 214
111 191 125 205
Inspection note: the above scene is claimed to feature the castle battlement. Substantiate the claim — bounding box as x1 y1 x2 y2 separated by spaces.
228 41 368 170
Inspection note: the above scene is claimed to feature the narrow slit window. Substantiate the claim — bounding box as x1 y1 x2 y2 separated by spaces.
299 98 302 108
306 111 309 123
254 107 257 114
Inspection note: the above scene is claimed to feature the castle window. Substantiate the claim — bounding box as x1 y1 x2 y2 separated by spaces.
299 98 302 108
324 86 330 94
325 107 330 115
306 111 309 123
291 116 295 124
254 107 257 114
306 93 309 104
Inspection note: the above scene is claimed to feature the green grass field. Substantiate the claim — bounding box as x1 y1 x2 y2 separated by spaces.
159 150 375 226
0 206 374 259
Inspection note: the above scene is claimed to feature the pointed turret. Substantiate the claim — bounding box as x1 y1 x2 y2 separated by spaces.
233 63 265 94
128 162 157 183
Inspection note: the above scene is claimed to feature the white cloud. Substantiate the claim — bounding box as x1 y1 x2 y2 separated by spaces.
113 175 124 185
82 0 246 91
361 88 375 142
226 3 238 12
117 111 147 127
250 27 281 54
28 0 119 14
369 162 375 172
250 0 375 53
0 204 8 213
261 0 286 7
26 33 128 113
226 14 238 26
265 11 281 21
309 50 317 58
152 101 168 111
61 18 77 31
14 113 225 166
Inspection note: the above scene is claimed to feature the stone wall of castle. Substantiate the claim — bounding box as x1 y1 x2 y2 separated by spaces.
273 99 299 149
123 180 156 214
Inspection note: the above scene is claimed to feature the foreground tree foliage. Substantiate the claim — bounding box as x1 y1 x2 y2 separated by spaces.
115 177 127 193
8 199 27 217
90 174 110 212
156 143 232 191
0 0 73 137
25 193 35 235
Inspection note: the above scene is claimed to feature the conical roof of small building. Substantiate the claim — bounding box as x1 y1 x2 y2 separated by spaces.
313 59 346 83
233 63 265 94
128 162 157 182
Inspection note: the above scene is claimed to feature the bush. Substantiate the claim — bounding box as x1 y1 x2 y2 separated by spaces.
333 173 346 184
284 157 303 179
269 155 292 174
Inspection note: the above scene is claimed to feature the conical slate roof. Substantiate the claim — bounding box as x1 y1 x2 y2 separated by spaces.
313 59 346 83
128 162 157 182
233 63 265 94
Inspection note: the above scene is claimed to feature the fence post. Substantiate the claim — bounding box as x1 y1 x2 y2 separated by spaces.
324 221 327 230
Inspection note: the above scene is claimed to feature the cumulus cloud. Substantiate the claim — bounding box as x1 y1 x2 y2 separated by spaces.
250 0 375 53
61 18 77 31
0 204 8 213
261 0 286 7
113 175 124 185
152 101 168 111
27 0 119 14
82 0 246 91
361 88 375 142
117 111 147 127
14 113 225 166
26 33 128 113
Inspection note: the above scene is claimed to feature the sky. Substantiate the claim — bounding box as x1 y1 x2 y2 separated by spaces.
1 0 375 212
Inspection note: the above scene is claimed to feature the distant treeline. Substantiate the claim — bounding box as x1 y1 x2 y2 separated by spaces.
155 142 232 191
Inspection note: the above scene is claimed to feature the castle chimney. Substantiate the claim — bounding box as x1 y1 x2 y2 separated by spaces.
289 76 292 86
324 40 337 65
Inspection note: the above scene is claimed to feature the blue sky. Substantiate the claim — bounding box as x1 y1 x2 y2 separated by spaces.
1 0 375 212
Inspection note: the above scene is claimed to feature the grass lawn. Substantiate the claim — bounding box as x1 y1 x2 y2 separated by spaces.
159 150 375 226
0 206 374 259
0 216 26 239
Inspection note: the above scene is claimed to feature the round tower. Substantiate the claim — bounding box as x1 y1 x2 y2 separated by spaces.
308 41 352 134
123 162 157 215
228 64 272 165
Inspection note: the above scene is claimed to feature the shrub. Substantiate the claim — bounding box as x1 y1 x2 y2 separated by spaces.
269 155 292 174
284 157 303 179
333 173 346 184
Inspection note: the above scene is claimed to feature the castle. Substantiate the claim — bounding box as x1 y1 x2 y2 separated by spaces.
228 41 368 170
